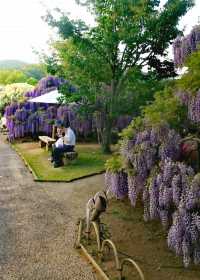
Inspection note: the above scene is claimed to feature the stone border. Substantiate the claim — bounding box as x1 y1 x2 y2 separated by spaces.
11 144 38 181
11 143 105 183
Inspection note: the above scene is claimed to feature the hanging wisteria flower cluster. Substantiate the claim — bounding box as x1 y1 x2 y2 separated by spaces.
120 126 181 205
143 159 194 227
187 90 200 123
105 171 128 199
4 76 67 140
105 123 200 267
168 173 200 267
173 26 200 124
105 125 181 205
173 25 200 67
176 89 200 124
24 76 67 99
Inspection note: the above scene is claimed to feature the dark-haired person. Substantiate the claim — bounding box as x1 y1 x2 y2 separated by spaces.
52 122 76 168
54 119 64 140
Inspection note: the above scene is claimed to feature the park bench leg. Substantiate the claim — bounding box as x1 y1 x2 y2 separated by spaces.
39 141 46 148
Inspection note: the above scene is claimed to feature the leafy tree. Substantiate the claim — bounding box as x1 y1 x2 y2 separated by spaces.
44 0 193 152
142 83 187 131
0 70 27 85
22 64 46 81
26 77 38 86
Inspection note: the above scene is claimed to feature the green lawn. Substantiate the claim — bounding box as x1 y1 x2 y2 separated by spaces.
13 142 110 182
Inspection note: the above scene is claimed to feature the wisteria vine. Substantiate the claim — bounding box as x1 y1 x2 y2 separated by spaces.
173 25 200 67
3 76 132 140
105 124 200 267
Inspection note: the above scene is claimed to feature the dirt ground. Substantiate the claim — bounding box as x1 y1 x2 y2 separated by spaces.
100 199 200 280
0 134 104 280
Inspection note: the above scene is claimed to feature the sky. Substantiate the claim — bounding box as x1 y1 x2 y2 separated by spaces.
0 0 199 64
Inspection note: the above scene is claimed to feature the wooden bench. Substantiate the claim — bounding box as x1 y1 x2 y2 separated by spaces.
39 136 56 151
63 151 78 165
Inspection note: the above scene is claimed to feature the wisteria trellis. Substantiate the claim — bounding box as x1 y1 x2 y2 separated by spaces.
5 76 67 140
4 76 132 141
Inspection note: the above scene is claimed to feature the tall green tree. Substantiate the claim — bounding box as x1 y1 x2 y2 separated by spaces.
44 0 193 153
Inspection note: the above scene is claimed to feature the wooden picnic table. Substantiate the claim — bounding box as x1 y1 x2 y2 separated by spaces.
39 136 56 151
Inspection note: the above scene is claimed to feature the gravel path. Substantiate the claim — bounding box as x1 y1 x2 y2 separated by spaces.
0 135 104 279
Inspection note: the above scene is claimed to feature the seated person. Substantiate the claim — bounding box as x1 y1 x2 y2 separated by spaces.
55 131 65 148
49 132 65 162
55 120 64 140
51 120 76 168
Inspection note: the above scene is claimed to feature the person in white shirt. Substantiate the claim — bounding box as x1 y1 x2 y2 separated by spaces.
64 126 76 146
55 132 65 148
52 121 76 168
55 119 64 139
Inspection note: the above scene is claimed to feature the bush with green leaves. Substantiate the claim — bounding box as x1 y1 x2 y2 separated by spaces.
143 85 188 131
0 83 34 113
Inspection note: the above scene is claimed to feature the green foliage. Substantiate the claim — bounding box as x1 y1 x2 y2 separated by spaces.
177 49 200 93
121 70 167 117
105 154 123 172
44 0 193 152
119 116 144 140
143 85 187 130
0 83 34 113
26 77 38 86
0 64 46 86
22 64 46 81
45 0 193 80
0 70 28 85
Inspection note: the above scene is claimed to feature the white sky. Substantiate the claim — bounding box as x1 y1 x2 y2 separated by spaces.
0 0 199 63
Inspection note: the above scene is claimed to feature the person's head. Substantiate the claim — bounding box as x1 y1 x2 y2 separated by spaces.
55 119 63 128
63 117 70 128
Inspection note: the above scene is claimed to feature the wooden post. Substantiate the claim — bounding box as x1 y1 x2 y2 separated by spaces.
52 125 56 139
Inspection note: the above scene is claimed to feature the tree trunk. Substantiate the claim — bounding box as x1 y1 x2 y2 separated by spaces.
101 79 117 154
101 117 112 154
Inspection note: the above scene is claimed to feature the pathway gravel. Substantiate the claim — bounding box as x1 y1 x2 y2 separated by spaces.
0 135 104 280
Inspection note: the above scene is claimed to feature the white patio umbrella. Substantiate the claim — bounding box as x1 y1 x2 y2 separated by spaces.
28 88 77 138
28 89 61 104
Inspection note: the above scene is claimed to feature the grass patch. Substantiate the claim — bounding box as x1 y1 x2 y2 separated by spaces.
13 142 110 182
